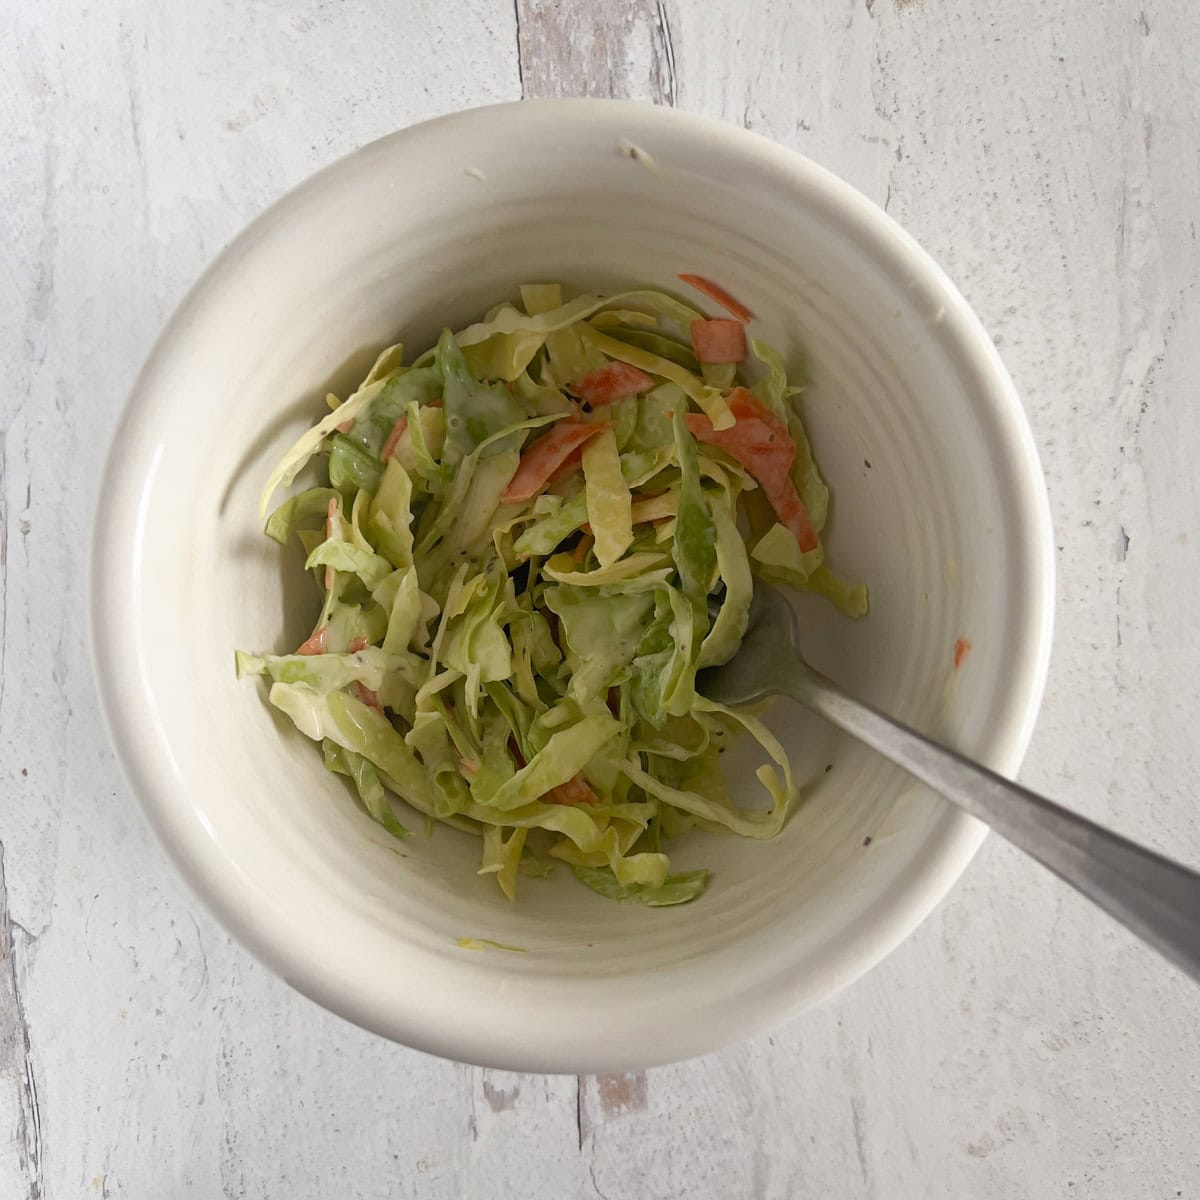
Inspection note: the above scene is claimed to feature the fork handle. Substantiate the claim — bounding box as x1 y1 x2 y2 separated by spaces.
785 670 1200 983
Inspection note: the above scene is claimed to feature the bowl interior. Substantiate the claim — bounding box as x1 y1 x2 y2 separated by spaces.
94 102 1052 1072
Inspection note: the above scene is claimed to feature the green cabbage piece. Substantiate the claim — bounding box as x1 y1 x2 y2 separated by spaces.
236 647 390 692
697 482 752 668
304 539 393 592
748 336 796 420
571 865 708 907
543 552 672 589
544 586 654 703
670 406 717 611
323 738 412 839
329 433 383 496
478 824 527 899
751 521 824 583
478 709 620 812
801 564 870 618
270 684 438 811
581 427 633 567
437 330 526 460
264 487 340 546
259 376 389 515
599 326 700 373
514 493 589 557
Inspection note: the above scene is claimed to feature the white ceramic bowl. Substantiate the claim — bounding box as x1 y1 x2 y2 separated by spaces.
91 100 1054 1072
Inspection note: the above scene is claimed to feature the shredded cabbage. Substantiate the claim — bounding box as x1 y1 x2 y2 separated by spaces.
240 283 866 904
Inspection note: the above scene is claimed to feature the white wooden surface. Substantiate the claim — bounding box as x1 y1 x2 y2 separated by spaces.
3 2 1199 1196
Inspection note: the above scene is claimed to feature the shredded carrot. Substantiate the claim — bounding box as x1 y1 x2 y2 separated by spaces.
546 774 598 806
954 638 972 670
351 681 382 711
296 626 328 655
685 391 817 552
324 497 338 590
572 532 594 564
380 415 408 462
502 422 609 504
691 318 747 364
678 273 754 323
574 362 656 407
348 636 370 653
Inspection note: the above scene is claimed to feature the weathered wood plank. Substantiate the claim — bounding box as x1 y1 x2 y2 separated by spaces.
517 0 677 103
2 1 1199 1197
0 848 41 1200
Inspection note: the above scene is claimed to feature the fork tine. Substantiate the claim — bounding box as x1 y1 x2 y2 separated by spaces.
697 581 801 706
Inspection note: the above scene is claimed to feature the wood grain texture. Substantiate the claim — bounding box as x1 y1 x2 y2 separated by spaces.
516 0 677 103
2 1 1199 1197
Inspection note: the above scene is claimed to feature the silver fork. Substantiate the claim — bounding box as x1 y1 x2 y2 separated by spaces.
699 583 1200 983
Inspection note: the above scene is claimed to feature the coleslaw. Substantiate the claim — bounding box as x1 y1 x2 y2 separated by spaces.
237 279 866 905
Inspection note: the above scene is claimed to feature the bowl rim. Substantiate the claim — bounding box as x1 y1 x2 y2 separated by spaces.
90 98 1055 1072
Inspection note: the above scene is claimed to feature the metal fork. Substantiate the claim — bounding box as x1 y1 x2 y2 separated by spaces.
699 583 1200 983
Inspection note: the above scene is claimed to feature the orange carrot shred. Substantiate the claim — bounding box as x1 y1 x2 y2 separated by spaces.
324 498 339 589
678 273 754 323
574 362 656 407
380 415 408 462
691 318 746 364
502 422 608 504
685 391 818 552
572 532 595 564
546 774 598 806
296 626 328 655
